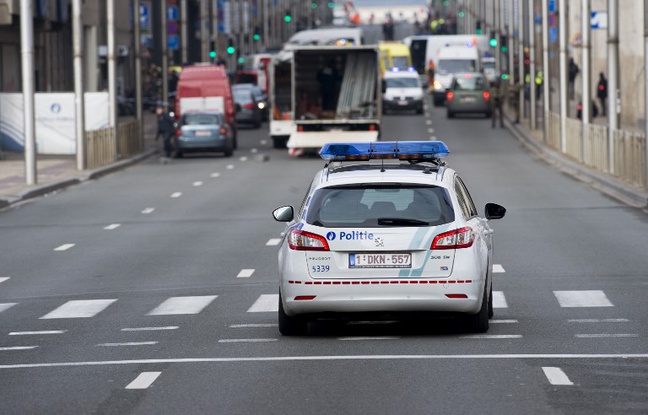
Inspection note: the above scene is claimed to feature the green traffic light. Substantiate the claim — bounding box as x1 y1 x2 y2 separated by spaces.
458 11 465 18
328 2 334 8
501 46 508 53
311 2 317 9
209 51 216 58
238 57 245 64
284 15 292 22
226 46 235 54
253 33 260 41
476 29 483 35
489 38 497 47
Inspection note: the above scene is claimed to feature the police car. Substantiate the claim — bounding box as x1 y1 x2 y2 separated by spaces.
272 142 506 335
382 68 425 114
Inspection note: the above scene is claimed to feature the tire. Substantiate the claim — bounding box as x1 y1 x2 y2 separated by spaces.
278 294 308 336
223 147 233 157
488 283 494 319
416 106 423 115
485 111 492 118
272 136 288 149
174 151 183 159
433 97 443 107
464 285 489 333
447 110 454 119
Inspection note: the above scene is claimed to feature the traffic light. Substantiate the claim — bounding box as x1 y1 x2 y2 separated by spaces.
209 41 216 59
311 2 317 9
489 32 497 47
227 38 235 55
328 1 335 8
476 21 482 35
500 35 508 53
253 26 261 41
284 10 292 23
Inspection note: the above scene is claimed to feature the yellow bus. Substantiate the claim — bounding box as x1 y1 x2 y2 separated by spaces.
378 41 413 75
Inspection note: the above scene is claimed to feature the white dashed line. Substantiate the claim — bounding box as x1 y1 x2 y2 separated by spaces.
227 165 235 170
0 277 9 284
428 128 434 133
210 172 221 178
125 372 162 390
193 181 203 187
97 342 159 347
54 244 75 252
490 319 519 324
230 324 278 328
575 334 638 339
170 192 183 198
247 295 278 313
492 264 505 273
266 238 282 246
460 335 523 339
542 367 574 385
9 330 66 336
337 337 400 341
426 120 432 125
147 296 218 316
103 224 121 231
0 303 17 313
218 338 278 343
554 290 614 307
121 326 179 332
492 291 508 308
0 346 38 351
40 299 117 319
251 148 258 153
237 269 255 278
260 140 267 145
239 156 248 162
141 208 155 214
568 319 629 323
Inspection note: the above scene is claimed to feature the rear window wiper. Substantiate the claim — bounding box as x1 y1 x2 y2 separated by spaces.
377 218 429 226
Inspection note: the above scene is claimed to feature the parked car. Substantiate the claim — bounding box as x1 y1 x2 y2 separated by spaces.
232 85 263 128
174 112 233 158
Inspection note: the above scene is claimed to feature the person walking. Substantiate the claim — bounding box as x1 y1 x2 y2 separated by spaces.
490 78 504 128
156 105 176 158
426 59 435 88
568 58 579 100
596 72 608 116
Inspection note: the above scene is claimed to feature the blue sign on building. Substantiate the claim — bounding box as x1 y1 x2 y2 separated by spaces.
140 4 150 30
167 6 179 21
168 34 180 51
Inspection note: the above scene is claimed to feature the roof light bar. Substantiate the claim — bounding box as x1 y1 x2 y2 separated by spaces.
319 141 450 162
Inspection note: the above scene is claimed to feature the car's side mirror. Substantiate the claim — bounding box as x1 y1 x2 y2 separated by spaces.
273 206 294 222
381 80 387 94
235 103 242 113
485 203 506 220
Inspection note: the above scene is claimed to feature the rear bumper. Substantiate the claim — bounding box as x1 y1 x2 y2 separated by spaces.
176 136 230 151
383 99 423 111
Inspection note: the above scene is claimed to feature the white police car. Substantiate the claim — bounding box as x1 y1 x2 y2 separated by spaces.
382 68 425 114
272 142 506 335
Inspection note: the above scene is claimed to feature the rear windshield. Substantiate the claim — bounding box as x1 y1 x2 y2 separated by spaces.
306 185 455 228
233 90 253 102
385 77 420 88
452 76 487 91
391 56 410 70
182 113 222 125
438 59 477 73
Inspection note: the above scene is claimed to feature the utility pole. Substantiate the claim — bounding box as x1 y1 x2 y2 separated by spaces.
508 0 515 85
529 0 536 130
73 0 86 170
542 0 549 141
20 0 37 184
559 0 568 153
607 0 619 174
181 0 188 64
200 0 209 62
581 0 591 149
133 0 143 150
107 0 118 158
161 0 169 107
644 0 648 189
519 0 525 120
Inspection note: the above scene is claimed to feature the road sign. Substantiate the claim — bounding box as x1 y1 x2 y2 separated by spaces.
140 4 150 30
548 0 556 13
168 34 179 50
591 11 608 30
167 5 179 21
549 27 557 43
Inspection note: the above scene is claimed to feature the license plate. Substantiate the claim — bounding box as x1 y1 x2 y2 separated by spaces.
398 100 409 105
349 253 411 268
195 130 211 136
462 97 476 103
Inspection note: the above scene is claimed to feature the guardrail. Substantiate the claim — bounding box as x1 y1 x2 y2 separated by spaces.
86 127 115 169
544 110 646 189
118 118 142 158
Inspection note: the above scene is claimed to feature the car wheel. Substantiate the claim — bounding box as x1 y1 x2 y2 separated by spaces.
416 106 423 115
224 147 233 157
447 110 454 118
273 136 288 149
433 97 443 107
278 294 307 336
174 151 183 159
464 285 489 333
485 111 492 118
488 283 494 319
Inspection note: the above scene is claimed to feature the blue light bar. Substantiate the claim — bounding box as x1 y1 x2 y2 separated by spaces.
319 141 450 162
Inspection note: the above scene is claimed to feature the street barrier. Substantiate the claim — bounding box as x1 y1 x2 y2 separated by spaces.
86 127 115 169
565 117 582 161
613 129 647 188
584 123 608 174
118 119 142 158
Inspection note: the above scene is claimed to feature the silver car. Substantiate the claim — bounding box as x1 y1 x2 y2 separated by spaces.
446 73 491 118
175 112 234 158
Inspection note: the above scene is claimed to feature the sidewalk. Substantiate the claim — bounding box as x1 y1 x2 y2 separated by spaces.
502 104 648 210
0 112 159 210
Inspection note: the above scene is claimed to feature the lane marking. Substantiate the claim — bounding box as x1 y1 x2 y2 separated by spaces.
227 165 235 170
491 319 519 324
427 128 434 134
237 269 255 278
554 290 614 307
337 337 400 341
193 181 203 187
54 244 75 251
492 264 505 273
147 296 217 316
460 335 523 339
0 303 17 313
103 224 121 230
493 291 508 308
210 173 221 178
9 330 66 336
247 294 278 313
426 120 432 125
0 346 38 351
121 326 179 332
170 192 183 198
98 342 158 347
218 339 278 343
7 354 648 370
141 208 155 214
568 318 629 323
40 299 117 319
260 140 267 145
265 238 282 246
575 334 638 338
0 277 10 284
542 367 574 385
230 324 278 328
239 156 248 162
251 148 258 153
125 372 162 390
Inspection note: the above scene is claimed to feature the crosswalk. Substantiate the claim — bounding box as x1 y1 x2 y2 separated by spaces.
0 290 619 321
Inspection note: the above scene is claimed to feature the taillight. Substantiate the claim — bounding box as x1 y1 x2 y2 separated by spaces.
298 125 304 132
219 126 228 136
175 128 182 137
288 229 329 251
431 227 474 250
482 91 490 102
244 102 255 110
446 91 454 102
369 124 376 131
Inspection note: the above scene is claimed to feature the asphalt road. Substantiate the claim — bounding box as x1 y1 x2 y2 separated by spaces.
1 99 647 415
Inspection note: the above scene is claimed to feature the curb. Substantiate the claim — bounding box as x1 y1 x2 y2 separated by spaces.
503 111 648 209
0 148 157 209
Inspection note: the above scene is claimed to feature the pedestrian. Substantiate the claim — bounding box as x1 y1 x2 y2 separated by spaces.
489 78 504 128
596 72 608 116
426 59 435 88
507 78 522 123
317 59 339 112
568 58 579 100
156 104 176 158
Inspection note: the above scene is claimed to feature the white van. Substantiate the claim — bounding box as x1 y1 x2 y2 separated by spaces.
430 44 481 106
382 68 424 115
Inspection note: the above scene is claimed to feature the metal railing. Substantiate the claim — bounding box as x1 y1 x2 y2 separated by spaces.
118 119 142 159
86 127 115 169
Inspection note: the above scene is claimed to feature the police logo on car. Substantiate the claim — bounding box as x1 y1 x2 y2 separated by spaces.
326 232 336 241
